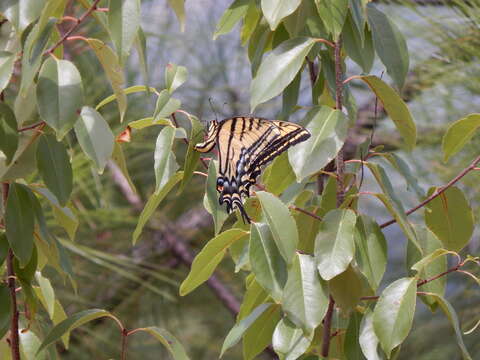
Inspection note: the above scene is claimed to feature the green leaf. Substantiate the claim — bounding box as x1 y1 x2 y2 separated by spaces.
343 13 374 73
178 113 203 193
75 106 115 174
132 172 183 244
238 275 270 320
220 303 274 357
315 209 357 281
421 293 472 360
213 0 250 39
249 223 287 302
381 152 424 198
36 134 73 206
294 204 320 254
262 152 296 196
87 38 126 122
425 186 474 252
0 283 12 340
153 89 181 120
128 117 172 129
154 126 178 193
165 63 188 93
279 70 301 120
344 312 364 360
167 0 186 31
135 25 149 84
132 327 190 360
366 162 419 250
250 37 316 111
108 0 140 64
0 102 19 164
5 183 34 266
243 303 281 360
19 18 56 97
411 248 456 273
240 0 261 45
354 215 387 291
272 317 313 360
359 75 416 151
0 130 38 181
407 226 447 309
35 272 55 318
366 4 409 89
111 142 137 195
0 51 15 92
179 229 248 296
96 85 157 110
329 265 364 312
14 82 38 127
282 253 328 333
20 328 46 360
373 277 417 358
0 234 8 266
256 191 298 264
37 309 120 354
359 309 381 360
288 106 349 182
442 113 480 162
315 0 348 40
0 0 46 34
33 186 78 241
36 57 83 140
261 0 302 30
204 161 229 235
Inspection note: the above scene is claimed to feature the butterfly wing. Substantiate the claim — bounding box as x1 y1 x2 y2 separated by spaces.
215 117 310 222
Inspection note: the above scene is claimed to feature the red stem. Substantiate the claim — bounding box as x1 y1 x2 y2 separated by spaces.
380 154 480 228
45 0 102 55
18 121 45 132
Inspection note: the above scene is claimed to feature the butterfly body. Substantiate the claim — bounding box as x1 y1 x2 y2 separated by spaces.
195 117 310 223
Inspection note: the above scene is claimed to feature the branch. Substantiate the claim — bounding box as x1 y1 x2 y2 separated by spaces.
45 0 102 55
18 121 45 132
321 296 335 357
380 154 480 228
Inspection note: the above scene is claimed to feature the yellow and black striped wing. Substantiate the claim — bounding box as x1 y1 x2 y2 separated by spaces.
214 117 310 222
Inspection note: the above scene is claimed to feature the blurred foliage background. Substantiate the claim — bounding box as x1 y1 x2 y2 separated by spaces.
37 0 480 359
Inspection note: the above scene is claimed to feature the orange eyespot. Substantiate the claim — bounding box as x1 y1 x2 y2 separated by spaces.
217 185 224 192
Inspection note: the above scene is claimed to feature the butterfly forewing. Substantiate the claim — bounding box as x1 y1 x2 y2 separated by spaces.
195 117 310 222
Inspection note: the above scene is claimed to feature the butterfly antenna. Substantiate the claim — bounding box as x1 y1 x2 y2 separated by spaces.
209 98 218 121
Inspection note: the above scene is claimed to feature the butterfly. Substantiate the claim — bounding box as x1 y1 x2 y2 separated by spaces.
194 117 310 223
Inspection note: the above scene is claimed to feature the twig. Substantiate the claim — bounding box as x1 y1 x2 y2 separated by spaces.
45 0 102 55
120 328 128 360
289 205 322 221
315 38 335 48
3 184 20 360
321 296 335 357
307 59 317 89
18 121 45 132
380 154 480 228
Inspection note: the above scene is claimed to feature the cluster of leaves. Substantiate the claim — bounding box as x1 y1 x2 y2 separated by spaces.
170 1 479 360
0 0 479 359
0 0 193 358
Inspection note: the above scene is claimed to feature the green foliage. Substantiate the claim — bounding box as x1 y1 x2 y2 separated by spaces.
0 0 479 359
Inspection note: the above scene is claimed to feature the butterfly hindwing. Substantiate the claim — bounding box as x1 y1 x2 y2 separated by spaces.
195 117 310 223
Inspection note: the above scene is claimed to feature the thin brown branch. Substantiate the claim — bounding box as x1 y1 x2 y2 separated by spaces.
289 205 322 221
120 328 128 360
321 296 335 357
380 154 480 228
17 121 45 132
45 0 101 55
417 260 465 287
307 59 317 89
314 38 335 48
